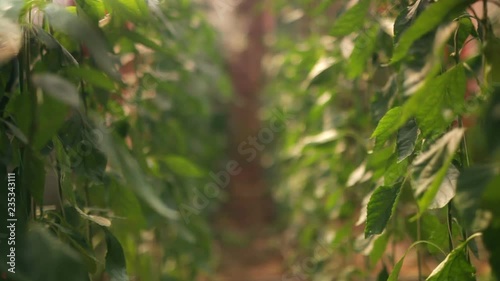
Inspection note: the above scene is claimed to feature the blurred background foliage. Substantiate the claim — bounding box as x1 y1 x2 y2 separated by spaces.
0 0 500 281
0 0 229 280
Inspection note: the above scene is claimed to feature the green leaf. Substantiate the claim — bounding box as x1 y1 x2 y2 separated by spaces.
6 78 72 150
103 0 149 23
44 4 120 80
305 57 338 88
22 150 45 205
51 223 99 273
123 29 171 56
33 74 81 108
104 228 129 281
347 24 380 79
376 265 389 281
331 0 370 37
1 119 28 144
75 0 107 23
404 64 466 136
96 120 178 220
454 17 477 54
108 177 146 230
36 95 73 150
30 25 78 66
65 66 117 91
426 234 479 281
371 106 402 147
428 164 459 209
419 213 449 255
369 232 390 266
393 0 426 43
162 155 204 178
365 183 402 238
384 156 408 186
411 128 464 212
396 118 418 162
391 0 475 63
17 226 89 281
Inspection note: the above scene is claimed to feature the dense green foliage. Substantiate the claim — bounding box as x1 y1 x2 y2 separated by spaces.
0 0 228 280
1 0 500 280
271 0 500 280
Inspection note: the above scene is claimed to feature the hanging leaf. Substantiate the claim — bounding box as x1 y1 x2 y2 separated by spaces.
404 64 466 136
396 118 418 162
376 265 389 281
347 24 380 79
384 156 408 186
30 25 79 66
392 0 475 63
331 0 371 37
369 233 390 266
65 66 117 91
412 128 464 212
428 164 459 209
103 228 129 281
33 74 81 108
162 155 204 178
96 119 178 220
305 57 338 88
44 4 120 80
393 0 426 43
365 183 402 238
17 226 89 281
1 119 28 144
371 106 402 148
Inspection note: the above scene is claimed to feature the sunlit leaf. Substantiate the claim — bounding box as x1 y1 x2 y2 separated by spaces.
412 128 464 212
404 64 466 136
371 106 402 147
483 221 500 280
428 164 459 209
162 155 204 178
426 234 479 281
384 156 408 186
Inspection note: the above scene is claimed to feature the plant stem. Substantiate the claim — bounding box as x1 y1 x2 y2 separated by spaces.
417 215 423 281
447 203 454 252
